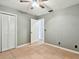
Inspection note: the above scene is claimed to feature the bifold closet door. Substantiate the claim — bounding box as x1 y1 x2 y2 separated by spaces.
2 14 16 51
2 14 9 51
8 16 16 49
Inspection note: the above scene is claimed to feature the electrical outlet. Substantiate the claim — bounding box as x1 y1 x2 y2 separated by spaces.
75 45 78 48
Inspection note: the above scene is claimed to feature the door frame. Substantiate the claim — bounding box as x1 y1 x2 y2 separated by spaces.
0 11 17 52
30 18 45 44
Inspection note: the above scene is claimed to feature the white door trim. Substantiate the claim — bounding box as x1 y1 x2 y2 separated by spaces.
17 43 30 48
31 18 45 44
45 43 79 54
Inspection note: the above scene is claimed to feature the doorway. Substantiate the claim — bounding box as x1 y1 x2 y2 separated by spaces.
31 18 44 44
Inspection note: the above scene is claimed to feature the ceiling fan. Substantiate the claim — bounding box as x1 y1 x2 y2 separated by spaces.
20 0 53 13
20 0 48 9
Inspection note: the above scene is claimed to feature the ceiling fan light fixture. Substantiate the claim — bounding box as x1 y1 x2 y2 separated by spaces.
32 0 39 8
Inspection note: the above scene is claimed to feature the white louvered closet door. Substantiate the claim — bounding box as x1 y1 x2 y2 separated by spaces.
2 14 9 51
2 14 16 51
8 15 16 50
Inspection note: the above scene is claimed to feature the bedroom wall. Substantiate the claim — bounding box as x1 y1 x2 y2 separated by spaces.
44 4 79 51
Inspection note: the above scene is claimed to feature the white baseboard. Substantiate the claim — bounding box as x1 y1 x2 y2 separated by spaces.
17 43 30 48
31 41 44 44
45 43 79 54
17 43 79 54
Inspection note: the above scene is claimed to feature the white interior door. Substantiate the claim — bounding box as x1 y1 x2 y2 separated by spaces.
31 19 38 43
2 14 16 51
31 18 44 44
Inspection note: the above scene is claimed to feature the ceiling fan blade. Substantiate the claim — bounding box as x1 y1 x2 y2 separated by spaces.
39 5 45 8
20 0 30 2
44 4 53 12
40 0 48 2
48 10 53 12
38 0 48 3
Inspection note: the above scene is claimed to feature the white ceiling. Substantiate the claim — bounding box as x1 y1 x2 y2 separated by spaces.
0 0 79 16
